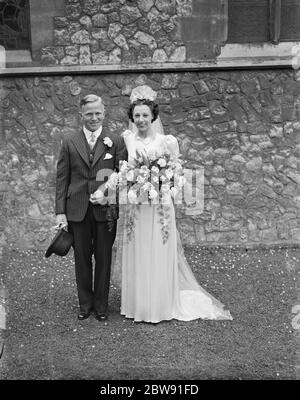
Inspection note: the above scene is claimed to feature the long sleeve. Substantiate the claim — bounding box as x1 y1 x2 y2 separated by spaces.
164 135 180 158
55 138 70 214
114 134 128 172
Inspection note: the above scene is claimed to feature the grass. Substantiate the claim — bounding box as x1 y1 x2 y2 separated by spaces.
0 244 299 380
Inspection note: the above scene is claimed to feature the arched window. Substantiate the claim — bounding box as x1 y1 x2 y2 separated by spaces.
0 0 30 50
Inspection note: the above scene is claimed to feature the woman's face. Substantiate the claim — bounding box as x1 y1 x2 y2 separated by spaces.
132 104 153 134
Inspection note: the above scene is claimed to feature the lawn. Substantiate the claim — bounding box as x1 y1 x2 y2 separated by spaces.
0 244 299 380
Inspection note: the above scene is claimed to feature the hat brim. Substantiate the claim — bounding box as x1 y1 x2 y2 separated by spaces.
45 246 54 258
45 228 72 258
45 229 63 258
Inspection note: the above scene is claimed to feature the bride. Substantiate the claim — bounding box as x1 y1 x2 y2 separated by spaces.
97 85 232 323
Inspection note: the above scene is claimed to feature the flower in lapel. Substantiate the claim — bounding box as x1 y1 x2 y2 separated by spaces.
103 137 113 148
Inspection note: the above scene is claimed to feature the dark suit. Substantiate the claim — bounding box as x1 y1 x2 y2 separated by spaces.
55 128 127 314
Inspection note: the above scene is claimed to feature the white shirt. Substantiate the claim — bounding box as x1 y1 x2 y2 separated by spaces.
83 125 103 147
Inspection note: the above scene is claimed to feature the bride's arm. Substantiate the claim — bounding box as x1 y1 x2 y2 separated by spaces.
121 129 133 142
164 135 180 159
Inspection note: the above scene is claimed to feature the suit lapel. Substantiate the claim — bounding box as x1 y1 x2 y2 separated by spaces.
92 130 107 167
71 130 90 167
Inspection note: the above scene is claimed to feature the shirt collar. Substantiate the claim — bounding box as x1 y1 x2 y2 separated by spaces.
83 125 103 139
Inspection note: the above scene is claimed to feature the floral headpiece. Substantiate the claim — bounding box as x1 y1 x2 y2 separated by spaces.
130 85 157 104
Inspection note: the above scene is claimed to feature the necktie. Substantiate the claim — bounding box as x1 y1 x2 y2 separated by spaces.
89 132 96 149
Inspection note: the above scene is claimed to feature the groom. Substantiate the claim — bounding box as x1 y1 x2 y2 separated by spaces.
55 94 127 321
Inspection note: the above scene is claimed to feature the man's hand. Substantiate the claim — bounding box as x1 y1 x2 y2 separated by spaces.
90 189 108 205
55 214 68 229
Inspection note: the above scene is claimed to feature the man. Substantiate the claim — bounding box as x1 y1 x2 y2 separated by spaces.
55 94 127 321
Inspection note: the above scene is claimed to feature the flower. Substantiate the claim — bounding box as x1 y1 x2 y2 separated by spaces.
126 170 135 182
120 160 129 173
165 168 174 179
151 166 159 174
149 189 158 199
130 85 157 103
140 165 150 177
157 158 167 168
142 182 152 191
147 149 157 161
161 184 170 193
128 189 138 204
170 187 179 198
137 175 147 184
100 148 186 241
103 137 113 147
104 150 185 206
105 172 119 190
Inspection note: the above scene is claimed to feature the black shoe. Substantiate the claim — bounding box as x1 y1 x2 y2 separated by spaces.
78 311 91 320
95 313 108 322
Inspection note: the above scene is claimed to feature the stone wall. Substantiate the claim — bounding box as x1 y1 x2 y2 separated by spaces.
0 69 300 250
40 0 227 65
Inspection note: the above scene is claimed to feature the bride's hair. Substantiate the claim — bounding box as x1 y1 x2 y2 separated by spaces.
128 99 159 123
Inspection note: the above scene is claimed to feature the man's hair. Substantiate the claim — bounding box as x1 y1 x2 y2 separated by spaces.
80 94 104 108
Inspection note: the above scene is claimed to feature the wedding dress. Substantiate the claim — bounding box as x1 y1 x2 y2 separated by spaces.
112 131 232 323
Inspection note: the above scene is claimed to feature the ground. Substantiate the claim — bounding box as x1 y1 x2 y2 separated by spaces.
0 244 299 380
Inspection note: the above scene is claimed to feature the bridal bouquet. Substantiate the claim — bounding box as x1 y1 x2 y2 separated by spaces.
116 149 186 205
93 150 186 238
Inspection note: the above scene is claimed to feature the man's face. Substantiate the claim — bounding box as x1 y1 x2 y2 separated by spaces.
80 100 105 132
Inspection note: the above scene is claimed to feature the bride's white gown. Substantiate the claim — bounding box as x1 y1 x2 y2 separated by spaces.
113 131 232 323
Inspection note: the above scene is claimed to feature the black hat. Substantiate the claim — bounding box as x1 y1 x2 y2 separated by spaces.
45 228 74 258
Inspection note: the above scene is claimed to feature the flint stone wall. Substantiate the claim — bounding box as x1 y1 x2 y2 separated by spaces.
40 0 227 65
41 0 191 65
0 69 300 250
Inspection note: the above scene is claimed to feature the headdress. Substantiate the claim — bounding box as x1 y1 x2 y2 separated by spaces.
129 85 157 104
128 84 164 137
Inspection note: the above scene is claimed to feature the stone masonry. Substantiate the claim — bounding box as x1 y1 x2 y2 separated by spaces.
0 69 299 249
40 0 227 65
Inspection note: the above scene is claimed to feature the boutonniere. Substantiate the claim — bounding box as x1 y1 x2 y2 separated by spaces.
103 137 113 148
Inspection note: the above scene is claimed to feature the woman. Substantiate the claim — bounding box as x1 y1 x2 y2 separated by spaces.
113 85 232 323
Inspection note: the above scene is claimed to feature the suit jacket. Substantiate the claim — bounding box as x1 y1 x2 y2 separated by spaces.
55 127 128 222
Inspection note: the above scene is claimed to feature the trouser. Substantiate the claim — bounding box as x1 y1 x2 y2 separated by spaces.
68 204 117 314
